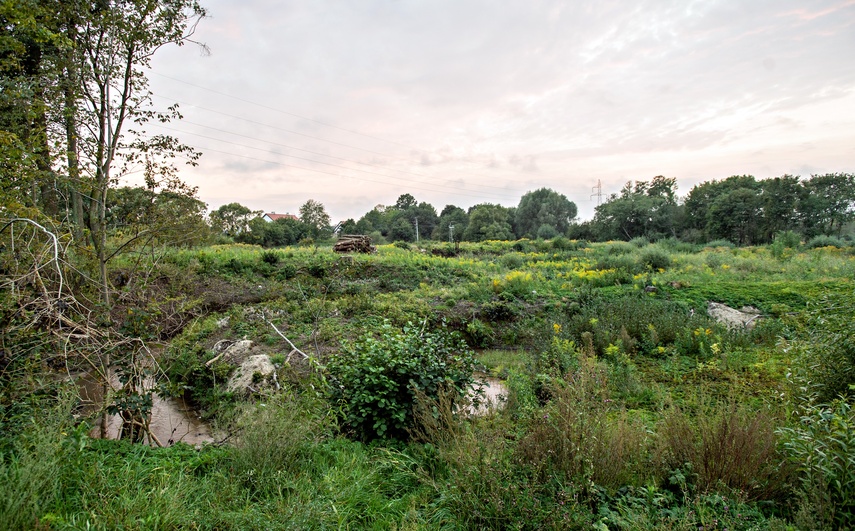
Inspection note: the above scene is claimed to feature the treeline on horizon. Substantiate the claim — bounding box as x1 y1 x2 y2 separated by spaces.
208 173 855 248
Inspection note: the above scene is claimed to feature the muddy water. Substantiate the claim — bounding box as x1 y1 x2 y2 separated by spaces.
77 372 214 447
470 375 507 415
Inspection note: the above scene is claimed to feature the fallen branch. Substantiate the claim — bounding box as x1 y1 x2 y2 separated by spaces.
261 311 309 359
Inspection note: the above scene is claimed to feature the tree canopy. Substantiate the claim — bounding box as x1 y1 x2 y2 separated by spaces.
515 188 577 239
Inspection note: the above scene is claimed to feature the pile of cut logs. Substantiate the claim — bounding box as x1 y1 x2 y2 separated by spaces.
333 234 375 253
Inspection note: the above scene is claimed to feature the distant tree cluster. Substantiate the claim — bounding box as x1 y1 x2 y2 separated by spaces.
572 173 855 245
211 172 854 248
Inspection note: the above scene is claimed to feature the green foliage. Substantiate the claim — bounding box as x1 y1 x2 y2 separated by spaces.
463 203 514 241
773 230 802 249
515 188 578 239
327 321 479 440
536 223 559 239
516 357 652 488
781 400 855 528
658 401 786 501
806 234 844 248
704 238 735 248
790 295 855 401
638 245 672 270
229 393 332 495
563 294 706 357
259 249 280 265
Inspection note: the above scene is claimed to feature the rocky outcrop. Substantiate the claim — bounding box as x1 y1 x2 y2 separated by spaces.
227 354 276 394
707 302 763 330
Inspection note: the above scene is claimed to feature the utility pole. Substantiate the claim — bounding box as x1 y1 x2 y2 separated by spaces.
413 217 419 243
449 224 455 243
591 179 603 206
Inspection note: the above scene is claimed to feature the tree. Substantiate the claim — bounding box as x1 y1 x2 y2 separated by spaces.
299 199 331 238
338 218 357 234
707 188 762 245
589 177 680 241
9 0 207 306
799 173 855 237
683 176 759 243
515 188 577 239
433 205 468 242
464 204 514 241
758 175 801 241
210 202 260 237
394 193 417 210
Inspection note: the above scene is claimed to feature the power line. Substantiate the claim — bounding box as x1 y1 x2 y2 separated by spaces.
150 92 531 195
151 72 418 151
149 71 597 200
144 122 521 201
135 130 516 201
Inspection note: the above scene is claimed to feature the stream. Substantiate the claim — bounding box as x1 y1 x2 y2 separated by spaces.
77 371 214 447
76 371 506 447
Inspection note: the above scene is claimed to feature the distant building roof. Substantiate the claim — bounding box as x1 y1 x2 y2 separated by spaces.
263 212 299 222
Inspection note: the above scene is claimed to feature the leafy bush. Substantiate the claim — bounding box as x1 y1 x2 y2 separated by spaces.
536 224 559 240
705 239 735 248
326 321 479 440
393 240 411 250
791 295 855 401
638 246 672 270
806 234 844 248
550 236 571 250
773 230 802 249
499 252 524 269
604 241 636 255
259 250 280 265
780 400 855 529
629 236 649 247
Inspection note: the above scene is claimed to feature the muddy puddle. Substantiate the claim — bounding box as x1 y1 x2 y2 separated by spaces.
77 372 214 447
470 375 507 415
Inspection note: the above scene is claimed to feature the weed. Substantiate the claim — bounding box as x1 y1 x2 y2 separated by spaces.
657 400 786 501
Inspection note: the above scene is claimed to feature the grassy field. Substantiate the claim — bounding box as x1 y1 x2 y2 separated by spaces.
2 238 854 529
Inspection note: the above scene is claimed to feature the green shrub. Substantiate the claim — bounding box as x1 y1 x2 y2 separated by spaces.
536 224 558 240
604 241 636 255
259 249 280 265
499 252 524 269
550 236 571 250
393 240 411 250
705 239 735 248
638 246 672 270
629 236 649 248
781 400 855 529
791 295 855 401
326 321 479 440
773 230 802 249
658 401 785 501
806 234 844 248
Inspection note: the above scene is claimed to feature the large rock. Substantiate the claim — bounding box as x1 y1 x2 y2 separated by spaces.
227 354 275 393
220 339 255 365
707 302 762 330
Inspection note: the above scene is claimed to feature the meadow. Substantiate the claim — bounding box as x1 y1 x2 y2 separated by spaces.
2 237 854 530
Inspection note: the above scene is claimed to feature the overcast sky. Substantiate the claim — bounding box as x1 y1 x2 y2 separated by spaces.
143 0 855 222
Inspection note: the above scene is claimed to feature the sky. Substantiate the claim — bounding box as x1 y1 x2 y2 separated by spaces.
143 0 855 222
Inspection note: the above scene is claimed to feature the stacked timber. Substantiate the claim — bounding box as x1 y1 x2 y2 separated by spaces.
334 234 375 253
